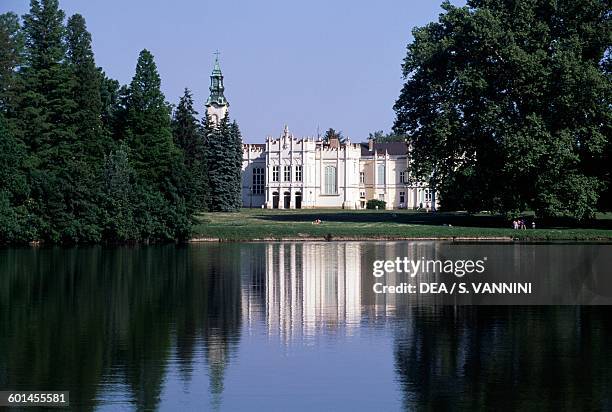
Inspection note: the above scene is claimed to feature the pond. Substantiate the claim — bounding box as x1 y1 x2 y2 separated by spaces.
1 242 611 410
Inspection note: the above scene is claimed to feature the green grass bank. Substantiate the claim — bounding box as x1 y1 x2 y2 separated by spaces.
192 209 612 242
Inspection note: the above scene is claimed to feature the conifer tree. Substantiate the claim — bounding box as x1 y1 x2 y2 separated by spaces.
123 49 190 240
102 142 138 241
20 0 84 242
172 88 208 212
204 114 243 212
66 13 109 160
0 114 33 242
0 12 24 120
125 49 179 183
229 120 244 209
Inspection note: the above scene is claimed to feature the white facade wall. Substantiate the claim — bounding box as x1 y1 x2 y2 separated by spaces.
241 127 438 210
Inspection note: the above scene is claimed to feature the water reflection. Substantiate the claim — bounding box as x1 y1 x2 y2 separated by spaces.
0 242 611 411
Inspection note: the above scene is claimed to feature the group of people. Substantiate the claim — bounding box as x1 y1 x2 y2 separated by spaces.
312 219 322 225
512 219 535 230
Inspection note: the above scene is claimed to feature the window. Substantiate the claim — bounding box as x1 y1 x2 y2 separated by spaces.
284 165 291 182
360 191 366 198
377 165 385 185
252 168 265 194
399 191 405 204
324 165 337 194
400 171 406 183
425 189 432 202
272 165 279 182
296 165 302 182
360 172 365 184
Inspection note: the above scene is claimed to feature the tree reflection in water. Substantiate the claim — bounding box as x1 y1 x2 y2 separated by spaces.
1 243 611 411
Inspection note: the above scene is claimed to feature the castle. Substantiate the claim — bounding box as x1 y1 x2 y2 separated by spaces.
205 57 437 210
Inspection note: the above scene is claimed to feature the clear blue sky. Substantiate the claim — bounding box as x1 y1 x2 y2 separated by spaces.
3 0 461 143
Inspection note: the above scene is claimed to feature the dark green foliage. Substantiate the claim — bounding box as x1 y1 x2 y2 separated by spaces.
0 1 204 244
101 143 138 241
0 12 24 118
322 128 345 143
172 88 208 212
0 114 35 243
229 121 244 209
66 14 109 160
366 199 387 210
19 0 87 242
204 115 243 212
393 0 611 219
125 50 179 182
368 130 407 143
121 49 190 241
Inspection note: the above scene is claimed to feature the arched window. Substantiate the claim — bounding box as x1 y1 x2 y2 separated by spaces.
324 165 337 194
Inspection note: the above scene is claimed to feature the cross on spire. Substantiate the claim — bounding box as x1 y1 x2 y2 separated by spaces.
213 49 220 61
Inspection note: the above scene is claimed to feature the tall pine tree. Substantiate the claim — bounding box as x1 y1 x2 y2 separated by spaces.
229 120 244 209
66 14 109 161
124 49 190 240
0 12 24 121
204 114 243 212
172 88 208 212
20 0 83 242
0 113 34 243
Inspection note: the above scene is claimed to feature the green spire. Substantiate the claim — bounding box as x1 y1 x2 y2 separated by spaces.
206 51 228 107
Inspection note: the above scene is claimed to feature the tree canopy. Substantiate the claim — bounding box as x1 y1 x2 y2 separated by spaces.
393 0 611 219
0 0 245 244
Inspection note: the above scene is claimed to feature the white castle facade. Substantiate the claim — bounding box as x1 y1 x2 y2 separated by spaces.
206 57 437 210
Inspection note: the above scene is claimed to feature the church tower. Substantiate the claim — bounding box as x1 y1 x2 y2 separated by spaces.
206 52 229 125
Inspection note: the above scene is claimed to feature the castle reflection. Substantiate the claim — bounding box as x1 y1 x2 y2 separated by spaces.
1 243 611 411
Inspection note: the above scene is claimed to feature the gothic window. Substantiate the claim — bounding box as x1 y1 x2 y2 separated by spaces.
252 168 265 194
284 165 291 182
296 165 303 182
324 165 337 195
377 165 385 185
272 165 280 182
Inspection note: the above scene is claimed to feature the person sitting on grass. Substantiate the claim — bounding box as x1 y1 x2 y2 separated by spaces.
312 219 322 225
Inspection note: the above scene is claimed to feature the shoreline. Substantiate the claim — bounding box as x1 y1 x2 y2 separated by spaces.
188 235 612 243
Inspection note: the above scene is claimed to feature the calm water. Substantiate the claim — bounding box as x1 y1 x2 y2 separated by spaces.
1 242 612 411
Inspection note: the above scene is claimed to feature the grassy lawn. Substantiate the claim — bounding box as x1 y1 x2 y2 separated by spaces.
192 209 612 241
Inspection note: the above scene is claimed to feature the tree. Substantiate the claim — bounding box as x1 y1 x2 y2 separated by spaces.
125 49 180 183
0 12 24 118
172 88 208 212
393 0 611 219
229 120 244 209
19 0 88 242
322 128 345 144
0 113 35 242
66 13 109 160
368 130 407 143
204 114 243 212
101 143 138 241
123 49 190 240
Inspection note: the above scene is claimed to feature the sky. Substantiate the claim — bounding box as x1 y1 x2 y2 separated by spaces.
2 0 460 143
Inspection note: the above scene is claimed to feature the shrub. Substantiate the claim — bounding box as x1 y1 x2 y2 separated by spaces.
366 199 386 210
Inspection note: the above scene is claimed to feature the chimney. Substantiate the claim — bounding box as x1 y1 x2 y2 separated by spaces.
329 136 340 149
368 138 374 152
